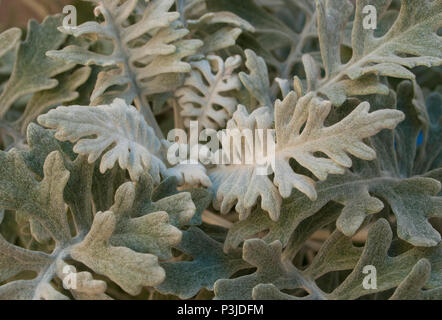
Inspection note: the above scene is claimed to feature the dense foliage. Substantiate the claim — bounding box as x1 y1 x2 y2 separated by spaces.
0 0 441 300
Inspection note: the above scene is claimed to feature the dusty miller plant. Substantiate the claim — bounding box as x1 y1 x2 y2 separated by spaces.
0 0 441 300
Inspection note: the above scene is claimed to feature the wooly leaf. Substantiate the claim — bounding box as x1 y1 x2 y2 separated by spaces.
17 66 92 134
214 238 300 300
186 11 255 55
37 98 211 186
215 219 442 300
414 92 442 174
224 82 442 251
0 15 75 118
0 28 21 61
0 150 72 244
37 98 166 182
156 226 249 299
107 174 197 259
70 210 166 295
314 0 442 106
239 49 273 108
47 0 203 136
0 124 208 299
389 259 442 300
209 89 404 221
176 55 242 129
206 0 317 80
0 0 441 301
139 1 253 114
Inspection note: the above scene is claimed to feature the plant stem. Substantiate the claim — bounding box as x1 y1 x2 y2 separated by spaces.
135 96 164 140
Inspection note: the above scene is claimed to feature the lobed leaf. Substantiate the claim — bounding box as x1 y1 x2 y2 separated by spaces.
38 98 166 182
0 15 74 117
70 211 165 296
176 55 242 129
